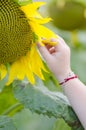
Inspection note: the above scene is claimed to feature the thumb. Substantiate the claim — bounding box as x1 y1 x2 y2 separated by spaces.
37 43 52 61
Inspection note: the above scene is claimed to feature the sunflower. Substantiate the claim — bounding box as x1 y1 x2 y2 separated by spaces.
0 0 56 85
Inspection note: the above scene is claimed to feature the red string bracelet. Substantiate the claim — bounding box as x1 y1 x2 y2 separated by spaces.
59 74 78 85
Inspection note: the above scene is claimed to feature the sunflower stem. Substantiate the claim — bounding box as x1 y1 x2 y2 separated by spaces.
71 31 80 47
2 103 22 115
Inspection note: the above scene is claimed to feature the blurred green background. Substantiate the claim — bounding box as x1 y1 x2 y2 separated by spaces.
0 0 86 130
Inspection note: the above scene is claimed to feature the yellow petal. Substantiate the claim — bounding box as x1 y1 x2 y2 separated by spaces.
21 2 46 18
29 17 52 24
25 65 35 84
0 65 7 80
6 55 35 85
23 55 35 84
29 44 47 79
29 20 56 39
42 39 57 46
6 58 25 85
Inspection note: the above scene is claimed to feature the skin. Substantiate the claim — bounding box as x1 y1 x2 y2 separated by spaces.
37 36 86 129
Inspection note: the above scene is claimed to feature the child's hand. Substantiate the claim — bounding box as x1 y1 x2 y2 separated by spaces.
37 36 72 82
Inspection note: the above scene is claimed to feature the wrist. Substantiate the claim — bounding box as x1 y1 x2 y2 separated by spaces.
56 70 78 86
55 69 73 82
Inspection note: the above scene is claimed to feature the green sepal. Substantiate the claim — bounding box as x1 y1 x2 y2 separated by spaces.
32 32 39 43
13 0 32 6
0 75 8 92
5 63 10 74
0 63 10 91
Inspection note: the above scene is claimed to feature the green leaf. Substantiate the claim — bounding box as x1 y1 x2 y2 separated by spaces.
13 109 56 130
13 80 84 130
0 85 17 115
0 116 16 130
53 119 71 130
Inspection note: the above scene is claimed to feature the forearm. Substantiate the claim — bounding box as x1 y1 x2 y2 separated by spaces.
61 78 86 129
37 37 86 129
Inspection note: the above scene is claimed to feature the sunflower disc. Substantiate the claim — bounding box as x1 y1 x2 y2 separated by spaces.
0 0 33 64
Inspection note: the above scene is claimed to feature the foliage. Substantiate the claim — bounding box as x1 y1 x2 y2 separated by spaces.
0 116 16 130
13 80 83 130
0 0 86 130
0 78 84 130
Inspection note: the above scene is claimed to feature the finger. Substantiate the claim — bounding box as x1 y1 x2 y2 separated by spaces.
49 47 56 54
37 43 52 61
50 38 65 52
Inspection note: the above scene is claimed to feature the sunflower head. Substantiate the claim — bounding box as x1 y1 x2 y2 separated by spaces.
0 0 33 64
0 0 56 85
